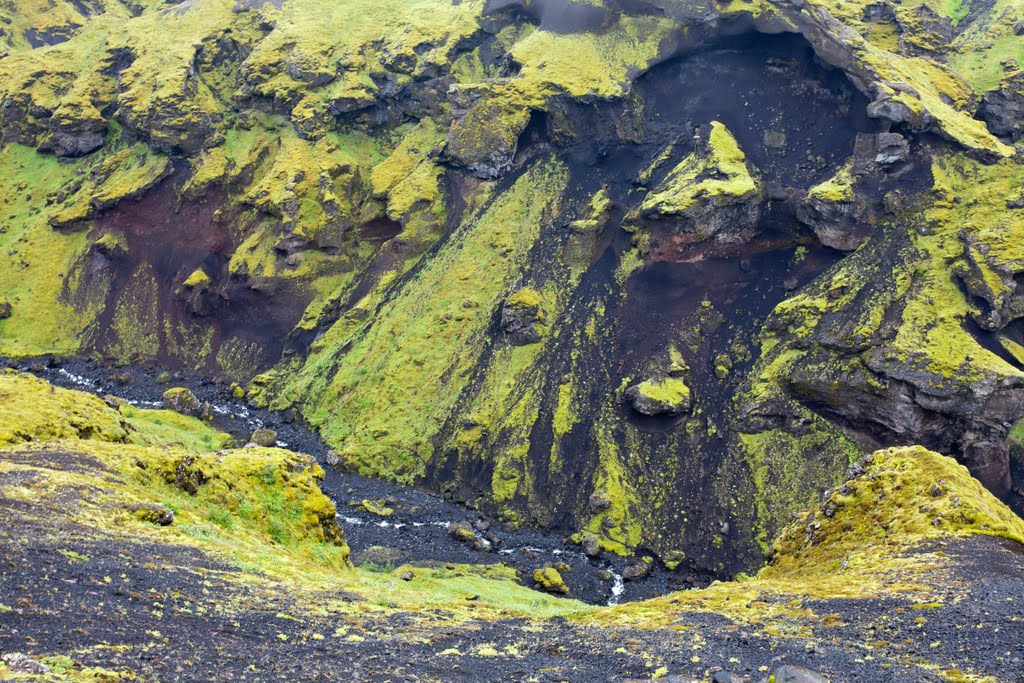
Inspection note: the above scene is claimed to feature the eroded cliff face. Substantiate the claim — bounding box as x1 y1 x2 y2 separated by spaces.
0 0 1022 578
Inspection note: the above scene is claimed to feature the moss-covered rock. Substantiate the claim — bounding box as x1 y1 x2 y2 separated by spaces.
634 122 763 247
162 387 201 416
533 566 569 595
625 377 692 416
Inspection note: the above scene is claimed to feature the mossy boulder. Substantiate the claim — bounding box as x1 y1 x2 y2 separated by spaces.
163 387 201 416
444 98 531 179
249 428 279 447
533 566 569 595
625 377 692 416
767 445 1024 577
128 502 175 526
500 287 545 345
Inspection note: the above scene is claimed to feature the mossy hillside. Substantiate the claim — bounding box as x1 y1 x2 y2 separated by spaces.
760 153 1024 382
437 235 600 528
0 0 127 53
0 374 588 624
0 145 94 357
286 159 569 483
120 404 233 452
590 446 1024 634
0 0 1015 373
0 371 128 446
239 0 483 104
508 13 678 102
0 370 232 451
732 152 1024 554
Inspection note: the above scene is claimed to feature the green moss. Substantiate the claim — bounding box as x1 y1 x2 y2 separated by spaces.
807 161 855 203
507 287 542 310
633 377 691 406
640 122 761 217
0 145 93 357
183 268 211 288
288 158 568 483
533 566 570 595
121 405 232 452
509 14 676 101
0 371 128 446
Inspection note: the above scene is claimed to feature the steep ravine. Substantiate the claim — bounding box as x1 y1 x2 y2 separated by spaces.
0 0 1022 593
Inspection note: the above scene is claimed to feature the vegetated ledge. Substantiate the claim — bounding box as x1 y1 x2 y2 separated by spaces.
2 371 1024 680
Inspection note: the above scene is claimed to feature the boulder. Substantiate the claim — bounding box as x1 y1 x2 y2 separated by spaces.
760 665 828 683
978 72 1024 142
533 566 569 595
250 428 278 447
128 502 175 526
444 99 531 179
625 377 692 416
636 121 763 248
501 288 545 345
622 556 653 581
448 521 478 544
2 653 49 675
162 387 201 415
796 164 871 251
588 493 611 513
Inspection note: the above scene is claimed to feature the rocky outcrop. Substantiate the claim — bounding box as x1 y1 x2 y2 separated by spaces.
978 72 1024 142
444 98 531 179
500 288 545 345
634 122 763 248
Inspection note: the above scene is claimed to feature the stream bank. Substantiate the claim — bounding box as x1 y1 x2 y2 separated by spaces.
8 355 700 605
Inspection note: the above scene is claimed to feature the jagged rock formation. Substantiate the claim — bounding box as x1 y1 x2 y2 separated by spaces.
0 0 1022 580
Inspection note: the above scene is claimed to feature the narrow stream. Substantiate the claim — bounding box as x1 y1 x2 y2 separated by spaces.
18 357 670 605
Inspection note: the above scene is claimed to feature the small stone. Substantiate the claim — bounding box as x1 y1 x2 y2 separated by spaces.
250 428 278 447
588 493 611 513
155 372 172 385
712 672 743 683
400 571 414 581
325 450 340 466
622 556 654 581
230 383 245 399
448 521 477 544
596 569 614 581
472 538 490 552
582 534 600 557
766 665 828 683
128 502 175 526
0 299 12 319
